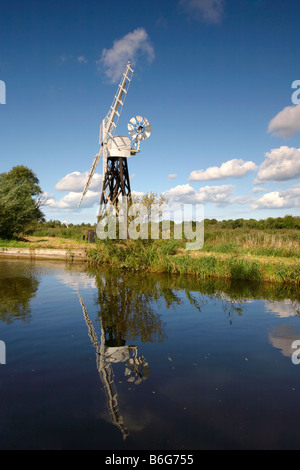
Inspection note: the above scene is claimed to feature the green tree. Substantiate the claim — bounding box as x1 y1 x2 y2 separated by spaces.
0 166 44 239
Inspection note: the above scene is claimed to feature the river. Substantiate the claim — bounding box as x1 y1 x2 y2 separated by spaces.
0 258 300 450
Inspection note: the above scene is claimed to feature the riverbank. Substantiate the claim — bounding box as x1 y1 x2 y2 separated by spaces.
0 236 90 262
1 232 299 285
0 246 88 262
86 239 300 285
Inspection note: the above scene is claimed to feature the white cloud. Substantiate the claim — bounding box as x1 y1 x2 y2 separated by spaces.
230 195 255 205
255 146 300 184
189 158 257 182
163 183 235 206
268 103 300 138
251 186 300 210
131 190 145 198
47 190 101 211
42 192 56 207
55 171 102 192
179 0 225 23
168 174 177 181
99 28 155 83
252 187 268 193
77 56 88 64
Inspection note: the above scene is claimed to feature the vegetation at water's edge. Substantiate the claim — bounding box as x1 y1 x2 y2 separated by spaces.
0 216 299 284
0 172 299 286
83 215 300 284
86 236 300 285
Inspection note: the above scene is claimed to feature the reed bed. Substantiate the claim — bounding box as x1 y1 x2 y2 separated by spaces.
202 228 300 258
87 235 300 285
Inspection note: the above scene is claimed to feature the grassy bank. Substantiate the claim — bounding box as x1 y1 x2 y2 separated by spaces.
1 226 299 284
87 235 300 285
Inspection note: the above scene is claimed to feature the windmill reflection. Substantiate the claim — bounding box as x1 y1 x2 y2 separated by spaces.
77 288 153 440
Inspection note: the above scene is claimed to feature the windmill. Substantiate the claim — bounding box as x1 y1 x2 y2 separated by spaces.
78 62 151 218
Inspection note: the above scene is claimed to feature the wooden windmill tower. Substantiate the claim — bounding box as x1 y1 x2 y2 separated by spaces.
78 62 151 217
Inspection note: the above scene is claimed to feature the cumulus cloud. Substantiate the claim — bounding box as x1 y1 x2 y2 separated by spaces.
77 56 88 64
252 187 268 193
99 28 155 83
168 174 177 181
251 186 300 210
268 104 300 138
47 190 101 211
55 171 102 192
179 0 225 23
163 184 235 206
255 146 300 184
189 159 257 182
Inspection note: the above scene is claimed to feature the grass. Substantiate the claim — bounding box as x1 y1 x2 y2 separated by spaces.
0 235 89 250
202 227 300 258
1 225 299 285
27 225 88 242
0 238 29 248
87 235 300 285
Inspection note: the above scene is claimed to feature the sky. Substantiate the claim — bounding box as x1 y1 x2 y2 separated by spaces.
0 0 300 224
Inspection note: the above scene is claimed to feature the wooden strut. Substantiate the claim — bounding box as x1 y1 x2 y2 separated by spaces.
100 157 131 217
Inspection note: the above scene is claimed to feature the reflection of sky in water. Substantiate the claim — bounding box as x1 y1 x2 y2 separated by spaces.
265 300 300 318
1 260 300 449
55 271 97 291
269 325 300 358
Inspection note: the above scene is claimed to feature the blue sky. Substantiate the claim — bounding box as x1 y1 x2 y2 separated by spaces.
1 0 300 223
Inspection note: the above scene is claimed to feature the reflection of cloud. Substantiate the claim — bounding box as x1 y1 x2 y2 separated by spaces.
55 272 96 291
268 325 300 358
265 300 300 318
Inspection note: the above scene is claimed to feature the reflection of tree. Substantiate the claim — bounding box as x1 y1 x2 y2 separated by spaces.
78 291 130 440
80 266 300 438
87 266 300 324
93 269 168 345
78 269 172 441
0 263 39 323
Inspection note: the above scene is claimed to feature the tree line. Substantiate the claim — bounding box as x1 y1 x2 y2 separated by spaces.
204 216 300 230
0 165 299 240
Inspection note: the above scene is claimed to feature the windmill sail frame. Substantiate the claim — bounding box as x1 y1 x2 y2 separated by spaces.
78 62 134 209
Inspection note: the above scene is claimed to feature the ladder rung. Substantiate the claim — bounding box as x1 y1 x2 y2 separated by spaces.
110 106 120 117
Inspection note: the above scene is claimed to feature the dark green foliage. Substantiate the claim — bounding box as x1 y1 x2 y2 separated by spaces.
0 166 44 239
205 215 300 230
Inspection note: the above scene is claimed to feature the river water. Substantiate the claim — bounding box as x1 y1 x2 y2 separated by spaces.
0 258 300 450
